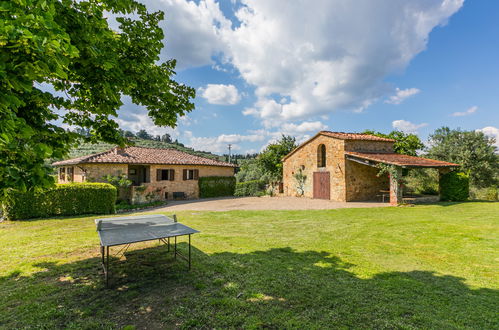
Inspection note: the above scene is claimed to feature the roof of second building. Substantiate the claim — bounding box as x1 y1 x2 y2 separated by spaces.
345 151 460 168
52 146 237 167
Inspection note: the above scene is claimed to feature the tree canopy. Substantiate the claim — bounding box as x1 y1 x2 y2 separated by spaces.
363 130 424 156
257 135 297 183
0 0 195 196
426 127 498 187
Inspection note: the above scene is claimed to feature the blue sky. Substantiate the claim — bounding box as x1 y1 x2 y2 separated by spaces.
114 0 499 154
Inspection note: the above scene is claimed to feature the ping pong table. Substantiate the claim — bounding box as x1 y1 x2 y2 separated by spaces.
95 214 199 286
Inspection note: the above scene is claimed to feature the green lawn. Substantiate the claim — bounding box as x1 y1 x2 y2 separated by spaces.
0 202 498 328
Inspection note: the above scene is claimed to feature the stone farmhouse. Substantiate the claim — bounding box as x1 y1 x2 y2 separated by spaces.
53 146 236 203
282 131 459 205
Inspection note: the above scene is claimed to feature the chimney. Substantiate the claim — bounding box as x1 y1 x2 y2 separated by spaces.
114 147 125 155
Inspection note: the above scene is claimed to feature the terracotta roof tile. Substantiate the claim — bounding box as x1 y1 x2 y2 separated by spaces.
345 151 460 168
319 131 395 142
52 146 237 167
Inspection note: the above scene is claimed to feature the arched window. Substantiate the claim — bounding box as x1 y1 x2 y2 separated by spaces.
317 144 326 167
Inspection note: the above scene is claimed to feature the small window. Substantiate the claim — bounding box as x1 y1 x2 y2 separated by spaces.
317 144 326 167
156 169 175 181
59 167 66 181
67 167 74 182
183 169 199 180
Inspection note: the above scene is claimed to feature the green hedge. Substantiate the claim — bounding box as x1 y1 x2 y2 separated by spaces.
439 171 469 201
3 183 116 220
234 180 266 197
198 176 236 198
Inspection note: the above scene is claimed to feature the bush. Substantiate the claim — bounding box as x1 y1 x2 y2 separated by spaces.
3 183 116 220
470 186 498 201
439 172 469 201
234 180 266 197
198 176 236 198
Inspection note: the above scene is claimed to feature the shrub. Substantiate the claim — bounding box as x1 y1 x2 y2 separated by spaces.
3 183 116 220
439 172 469 201
470 186 498 201
198 176 236 198
234 180 266 197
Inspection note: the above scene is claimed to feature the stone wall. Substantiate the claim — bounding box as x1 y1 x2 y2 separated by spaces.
283 135 347 201
344 140 394 153
56 164 127 184
344 160 389 201
131 164 234 203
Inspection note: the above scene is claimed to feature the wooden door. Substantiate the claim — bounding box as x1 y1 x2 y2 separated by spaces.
313 172 330 199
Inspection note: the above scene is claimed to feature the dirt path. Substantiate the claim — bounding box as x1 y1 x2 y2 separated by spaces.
148 196 389 212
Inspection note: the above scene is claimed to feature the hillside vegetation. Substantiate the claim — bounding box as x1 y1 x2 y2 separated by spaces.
63 138 222 161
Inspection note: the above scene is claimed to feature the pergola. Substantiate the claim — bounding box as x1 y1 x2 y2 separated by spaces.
345 152 460 205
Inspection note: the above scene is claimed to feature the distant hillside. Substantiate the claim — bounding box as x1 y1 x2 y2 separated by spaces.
63 138 223 162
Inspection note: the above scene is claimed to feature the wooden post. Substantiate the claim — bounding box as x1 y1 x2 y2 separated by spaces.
389 167 403 206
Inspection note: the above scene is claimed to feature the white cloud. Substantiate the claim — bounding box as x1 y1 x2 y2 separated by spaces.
184 132 264 153
392 120 428 134
281 121 328 135
220 0 462 123
476 126 499 148
385 88 421 105
451 105 478 117
145 0 231 69
200 84 241 105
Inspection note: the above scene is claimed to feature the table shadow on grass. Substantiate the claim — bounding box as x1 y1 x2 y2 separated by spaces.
0 245 497 329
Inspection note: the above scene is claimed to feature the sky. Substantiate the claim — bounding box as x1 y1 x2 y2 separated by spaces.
112 0 499 155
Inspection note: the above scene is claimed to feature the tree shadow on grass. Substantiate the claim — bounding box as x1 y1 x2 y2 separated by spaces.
0 245 497 329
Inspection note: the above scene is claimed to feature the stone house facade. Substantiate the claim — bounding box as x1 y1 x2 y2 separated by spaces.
282 131 459 204
53 146 236 203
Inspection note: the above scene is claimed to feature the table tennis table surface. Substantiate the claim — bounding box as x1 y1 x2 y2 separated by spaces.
95 214 199 247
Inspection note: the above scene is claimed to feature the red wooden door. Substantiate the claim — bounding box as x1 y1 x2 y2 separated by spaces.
313 172 330 199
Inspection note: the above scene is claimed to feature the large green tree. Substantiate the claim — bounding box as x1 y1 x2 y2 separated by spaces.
0 0 195 196
257 135 297 184
426 127 498 187
363 130 424 156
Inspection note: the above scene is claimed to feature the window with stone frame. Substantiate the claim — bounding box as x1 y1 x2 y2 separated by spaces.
317 144 326 167
183 169 199 180
59 167 66 181
66 166 74 182
156 169 175 181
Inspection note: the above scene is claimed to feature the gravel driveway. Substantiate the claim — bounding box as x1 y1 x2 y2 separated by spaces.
150 196 389 212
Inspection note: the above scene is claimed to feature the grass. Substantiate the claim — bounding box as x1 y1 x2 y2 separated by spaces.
0 202 498 328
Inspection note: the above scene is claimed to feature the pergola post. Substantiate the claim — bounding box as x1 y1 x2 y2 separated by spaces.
389 166 403 205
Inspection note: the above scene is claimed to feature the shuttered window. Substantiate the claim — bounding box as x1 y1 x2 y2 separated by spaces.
183 169 199 180
156 169 175 181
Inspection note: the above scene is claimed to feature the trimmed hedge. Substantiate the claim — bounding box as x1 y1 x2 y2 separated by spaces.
234 180 266 197
199 176 236 198
3 183 116 220
439 171 469 201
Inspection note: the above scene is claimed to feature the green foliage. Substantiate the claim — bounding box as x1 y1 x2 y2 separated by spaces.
235 159 266 183
439 172 469 201
198 176 236 198
363 130 424 156
404 169 439 195
293 168 307 196
257 135 297 183
0 0 195 198
427 127 498 188
3 183 116 220
103 174 132 188
470 186 498 201
234 180 267 197
63 138 220 161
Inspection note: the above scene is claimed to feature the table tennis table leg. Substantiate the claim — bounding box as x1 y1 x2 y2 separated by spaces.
168 237 170 252
188 234 191 270
174 236 177 260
